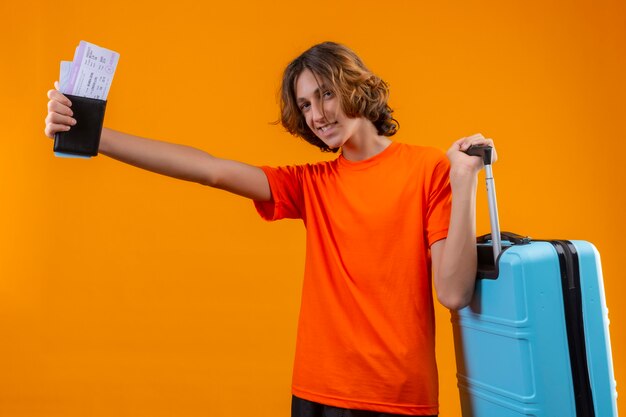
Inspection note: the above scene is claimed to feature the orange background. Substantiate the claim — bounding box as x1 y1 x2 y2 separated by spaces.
1 0 624 415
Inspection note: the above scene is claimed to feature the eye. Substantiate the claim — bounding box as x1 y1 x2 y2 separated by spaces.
323 91 334 99
300 102 310 112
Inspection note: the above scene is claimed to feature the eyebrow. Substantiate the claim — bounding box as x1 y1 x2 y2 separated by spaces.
296 84 328 103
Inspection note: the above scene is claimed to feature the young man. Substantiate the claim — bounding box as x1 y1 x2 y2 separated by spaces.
45 41 495 416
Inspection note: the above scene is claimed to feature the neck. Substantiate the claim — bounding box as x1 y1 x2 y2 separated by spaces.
341 122 392 161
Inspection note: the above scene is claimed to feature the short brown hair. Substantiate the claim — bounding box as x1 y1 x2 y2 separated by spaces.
280 42 399 153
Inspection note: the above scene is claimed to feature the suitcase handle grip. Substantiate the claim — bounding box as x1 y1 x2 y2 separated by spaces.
465 144 493 166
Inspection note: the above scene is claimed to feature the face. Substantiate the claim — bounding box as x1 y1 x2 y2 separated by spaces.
295 69 364 150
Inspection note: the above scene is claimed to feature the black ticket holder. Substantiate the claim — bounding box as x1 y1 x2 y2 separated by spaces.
53 94 107 157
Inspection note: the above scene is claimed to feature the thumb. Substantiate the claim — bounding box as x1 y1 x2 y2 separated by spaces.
54 81 60 91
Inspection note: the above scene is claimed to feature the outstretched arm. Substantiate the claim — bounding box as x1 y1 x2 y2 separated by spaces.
431 133 496 310
45 86 271 202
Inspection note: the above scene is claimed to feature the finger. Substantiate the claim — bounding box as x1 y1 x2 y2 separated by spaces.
468 138 492 147
47 89 72 107
458 138 476 152
452 136 471 149
54 81 60 90
44 123 71 138
46 112 76 126
474 138 494 146
48 99 73 117
464 136 492 149
455 133 485 151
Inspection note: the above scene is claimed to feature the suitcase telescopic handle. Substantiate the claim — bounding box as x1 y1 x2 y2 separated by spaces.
465 145 502 262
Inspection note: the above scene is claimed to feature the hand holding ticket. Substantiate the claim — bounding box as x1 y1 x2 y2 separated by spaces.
54 41 119 158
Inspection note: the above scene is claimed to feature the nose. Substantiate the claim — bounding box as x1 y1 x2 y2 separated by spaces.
310 100 327 126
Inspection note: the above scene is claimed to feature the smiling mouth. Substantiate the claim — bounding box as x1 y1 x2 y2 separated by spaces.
317 122 337 133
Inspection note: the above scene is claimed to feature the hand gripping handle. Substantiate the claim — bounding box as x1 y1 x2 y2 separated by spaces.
465 145 501 262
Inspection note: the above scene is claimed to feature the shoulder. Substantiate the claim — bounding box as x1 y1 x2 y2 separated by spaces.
262 158 339 181
300 158 340 177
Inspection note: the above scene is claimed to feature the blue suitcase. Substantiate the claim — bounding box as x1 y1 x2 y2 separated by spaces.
452 146 618 417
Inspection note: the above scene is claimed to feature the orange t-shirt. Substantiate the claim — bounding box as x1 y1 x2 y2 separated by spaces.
254 142 451 415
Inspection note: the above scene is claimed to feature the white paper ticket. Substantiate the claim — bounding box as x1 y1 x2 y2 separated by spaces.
61 41 119 100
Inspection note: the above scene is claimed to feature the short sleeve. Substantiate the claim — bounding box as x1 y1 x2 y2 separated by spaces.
253 165 305 221
425 153 452 247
